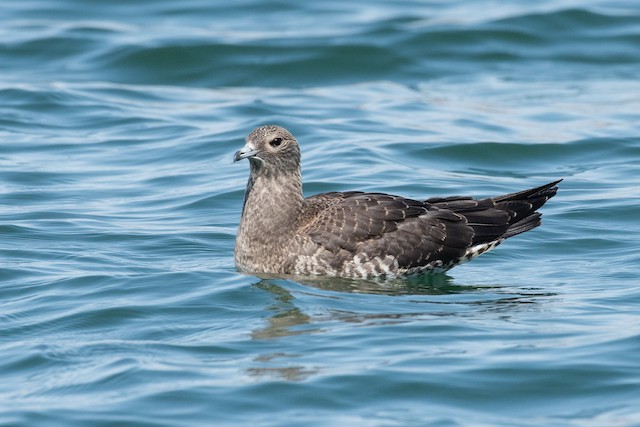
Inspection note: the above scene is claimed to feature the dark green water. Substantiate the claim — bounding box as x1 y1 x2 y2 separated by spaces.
1 1 640 426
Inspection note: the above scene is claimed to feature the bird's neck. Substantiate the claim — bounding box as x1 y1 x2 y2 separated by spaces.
236 169 304 258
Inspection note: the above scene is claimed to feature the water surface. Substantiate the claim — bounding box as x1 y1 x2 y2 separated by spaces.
1 1 640 426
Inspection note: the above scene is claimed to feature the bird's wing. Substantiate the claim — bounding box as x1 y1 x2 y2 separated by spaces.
300 192 477 270
298 180 560 272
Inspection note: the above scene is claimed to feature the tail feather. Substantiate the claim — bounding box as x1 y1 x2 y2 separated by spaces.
503 212 542 238
493 179 562 204
495 179 561 240
428 179 562 246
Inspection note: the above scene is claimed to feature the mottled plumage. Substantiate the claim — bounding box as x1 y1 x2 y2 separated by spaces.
234 125 561 278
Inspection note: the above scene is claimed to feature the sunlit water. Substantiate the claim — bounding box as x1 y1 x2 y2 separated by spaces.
1 1 640 426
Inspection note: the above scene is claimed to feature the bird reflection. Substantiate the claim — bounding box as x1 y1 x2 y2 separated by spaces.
248 281 319 381
250 280 314 340
250 272 480 295
246 275 555 381
247 273 504 341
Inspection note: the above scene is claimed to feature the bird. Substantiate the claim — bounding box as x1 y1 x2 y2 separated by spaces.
233 125 561 279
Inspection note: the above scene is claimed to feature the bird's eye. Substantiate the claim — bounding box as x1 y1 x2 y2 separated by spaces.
270 137 283 147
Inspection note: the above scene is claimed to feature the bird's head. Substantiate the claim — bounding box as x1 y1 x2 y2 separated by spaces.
234 125 301 176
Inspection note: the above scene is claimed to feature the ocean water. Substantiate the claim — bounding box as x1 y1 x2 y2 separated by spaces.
1 0 640 426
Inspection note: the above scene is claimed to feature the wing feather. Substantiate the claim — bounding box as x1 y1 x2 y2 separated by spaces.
295 180 560 275
300 192 474 271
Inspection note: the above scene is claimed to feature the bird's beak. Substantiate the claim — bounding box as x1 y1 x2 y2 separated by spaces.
233 142 259 162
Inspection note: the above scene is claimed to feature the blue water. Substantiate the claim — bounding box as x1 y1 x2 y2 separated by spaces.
2 1 640 426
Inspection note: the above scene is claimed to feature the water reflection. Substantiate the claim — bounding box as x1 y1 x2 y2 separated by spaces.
248 282 321 381
250 281 315 340
247 353 319 381
250 272 486 295
246 276 557 381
